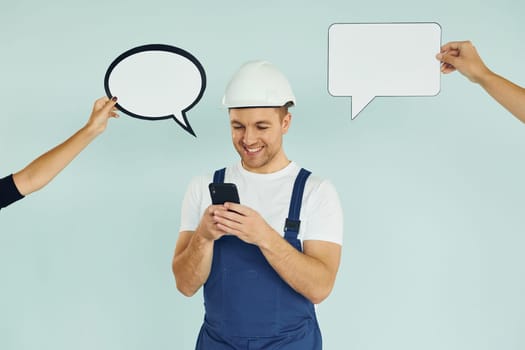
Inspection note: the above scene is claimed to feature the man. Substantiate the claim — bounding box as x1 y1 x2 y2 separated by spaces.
437 40 525 124
172 61 343 349
0 96 118 210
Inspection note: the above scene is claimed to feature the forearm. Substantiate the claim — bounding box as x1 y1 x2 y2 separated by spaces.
13 124 99 195
259 232 336 304
478 71 525 123
172 231 215 297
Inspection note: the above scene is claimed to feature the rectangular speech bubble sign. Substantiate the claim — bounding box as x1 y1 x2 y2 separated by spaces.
328 22 442 119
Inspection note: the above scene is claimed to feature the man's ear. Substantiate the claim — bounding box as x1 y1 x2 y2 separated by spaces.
282 113 292 134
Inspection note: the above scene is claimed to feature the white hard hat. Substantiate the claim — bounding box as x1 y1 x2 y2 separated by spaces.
222 60 296 108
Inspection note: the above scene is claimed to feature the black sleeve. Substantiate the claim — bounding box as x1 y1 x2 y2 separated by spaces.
0 174 25 210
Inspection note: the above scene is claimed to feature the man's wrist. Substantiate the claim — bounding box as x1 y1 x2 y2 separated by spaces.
257 226 281 251
193 227 215 246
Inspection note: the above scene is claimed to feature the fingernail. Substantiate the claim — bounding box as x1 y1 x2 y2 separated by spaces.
111 96 118 101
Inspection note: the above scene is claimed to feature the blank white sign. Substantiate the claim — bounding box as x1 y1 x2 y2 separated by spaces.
328 23 442 119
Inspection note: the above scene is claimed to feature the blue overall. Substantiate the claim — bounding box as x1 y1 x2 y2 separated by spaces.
195 168 322 350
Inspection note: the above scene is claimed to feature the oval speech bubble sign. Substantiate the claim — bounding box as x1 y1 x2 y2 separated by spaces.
104 44 206 136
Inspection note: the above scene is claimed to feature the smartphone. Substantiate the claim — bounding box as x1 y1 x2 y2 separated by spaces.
208 183 240 205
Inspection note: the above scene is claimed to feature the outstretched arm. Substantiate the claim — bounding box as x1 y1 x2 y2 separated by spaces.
437 41 525 123
12 97 119 196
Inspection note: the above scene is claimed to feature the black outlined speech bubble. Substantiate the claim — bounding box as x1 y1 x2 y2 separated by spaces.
104 44 206 136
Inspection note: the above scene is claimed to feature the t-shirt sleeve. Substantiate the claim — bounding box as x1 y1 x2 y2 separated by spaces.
0 174 25 210
301 179 344 245
179 175 210 233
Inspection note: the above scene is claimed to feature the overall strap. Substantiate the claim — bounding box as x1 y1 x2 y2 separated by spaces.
284 168 311 240
213 168 226 184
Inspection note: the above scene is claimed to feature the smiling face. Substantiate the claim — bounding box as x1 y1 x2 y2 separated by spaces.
229 107 291 174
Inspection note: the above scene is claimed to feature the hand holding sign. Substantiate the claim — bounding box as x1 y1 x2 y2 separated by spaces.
104 44 206 136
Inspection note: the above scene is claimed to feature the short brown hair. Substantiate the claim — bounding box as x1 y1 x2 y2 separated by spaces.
278 101 294 119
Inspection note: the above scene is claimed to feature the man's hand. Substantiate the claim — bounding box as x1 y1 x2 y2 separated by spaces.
213 202 275 246
196 204 231 241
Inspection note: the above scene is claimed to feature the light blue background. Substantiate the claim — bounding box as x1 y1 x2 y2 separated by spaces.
1 0 524 349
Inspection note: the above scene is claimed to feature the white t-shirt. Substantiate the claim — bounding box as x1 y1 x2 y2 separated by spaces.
179 161 343 245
